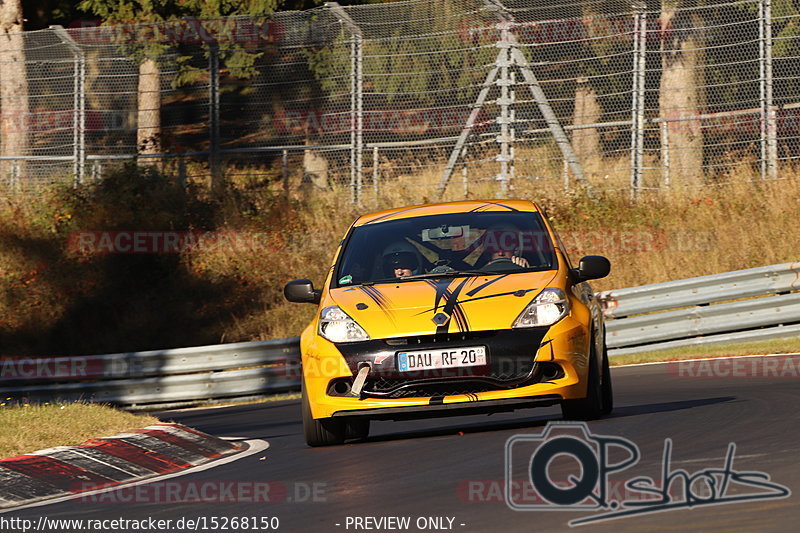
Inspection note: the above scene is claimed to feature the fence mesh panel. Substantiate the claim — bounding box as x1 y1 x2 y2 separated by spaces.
0 0 798 197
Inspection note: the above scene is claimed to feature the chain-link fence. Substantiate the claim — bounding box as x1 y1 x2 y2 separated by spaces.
1 0 799 198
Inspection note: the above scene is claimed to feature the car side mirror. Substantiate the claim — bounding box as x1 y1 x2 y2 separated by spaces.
571 256 610 283
284 279 321 304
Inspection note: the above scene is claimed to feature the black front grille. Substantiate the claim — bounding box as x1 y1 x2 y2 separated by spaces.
326 361 563 399
367 380 500 398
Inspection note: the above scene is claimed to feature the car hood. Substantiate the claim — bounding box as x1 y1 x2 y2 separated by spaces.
327 271 558 339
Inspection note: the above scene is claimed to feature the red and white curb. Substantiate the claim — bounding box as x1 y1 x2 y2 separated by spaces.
0 423 245 509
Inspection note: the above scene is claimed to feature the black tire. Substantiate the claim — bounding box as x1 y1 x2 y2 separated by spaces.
302 381 345 447
345 418 371 440
600 342 613 416
561 342 604 421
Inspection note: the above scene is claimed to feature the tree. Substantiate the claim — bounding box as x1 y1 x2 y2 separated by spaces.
659 0 706 185
0 0 29 181
572 77 603 169
78 0 281 158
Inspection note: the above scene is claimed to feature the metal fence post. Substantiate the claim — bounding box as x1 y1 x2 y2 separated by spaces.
372 145 379 197
356 36 363 202
759 0 778 179
282 149 289 198
50 26 86 186
327 2 363 204
461 147 469 197
497 21 512 197
462 162 468 197
11 161 20 192
509 72 516 185
629 8 647 198
209 43 221 191
660 120 671 187
91 159 102 182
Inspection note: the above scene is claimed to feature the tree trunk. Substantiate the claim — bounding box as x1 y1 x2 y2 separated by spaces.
659 6 705 185
572 77 602 171
0 0 28 183
137 58 161 156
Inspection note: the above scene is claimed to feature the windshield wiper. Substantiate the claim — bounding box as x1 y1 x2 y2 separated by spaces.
395 270 488 281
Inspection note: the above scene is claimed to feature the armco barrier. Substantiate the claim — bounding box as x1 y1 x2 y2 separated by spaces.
599 262 800 356
3 263 800 408
0 338 301 410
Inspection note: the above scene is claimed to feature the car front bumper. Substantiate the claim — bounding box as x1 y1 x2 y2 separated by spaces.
301 316 591 419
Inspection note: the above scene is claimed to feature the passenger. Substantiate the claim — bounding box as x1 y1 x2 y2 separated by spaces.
483 226 530 269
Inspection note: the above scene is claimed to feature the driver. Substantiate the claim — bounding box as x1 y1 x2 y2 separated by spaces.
381 240 423 278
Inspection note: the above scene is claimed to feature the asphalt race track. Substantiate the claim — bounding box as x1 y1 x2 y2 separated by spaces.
7 355 800 532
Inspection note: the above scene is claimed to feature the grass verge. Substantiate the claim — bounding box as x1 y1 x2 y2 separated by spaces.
610 337 800 366
0 403 159 459
1 162 799 355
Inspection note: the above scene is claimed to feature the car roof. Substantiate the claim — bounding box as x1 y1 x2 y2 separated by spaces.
354 200 542 227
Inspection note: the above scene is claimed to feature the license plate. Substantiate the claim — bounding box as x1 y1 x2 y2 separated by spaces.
396 346 487 372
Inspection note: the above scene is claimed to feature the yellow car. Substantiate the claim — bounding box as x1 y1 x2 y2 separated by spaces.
285 200 611 446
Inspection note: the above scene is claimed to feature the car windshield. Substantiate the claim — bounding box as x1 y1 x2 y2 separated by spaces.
333 211 557 287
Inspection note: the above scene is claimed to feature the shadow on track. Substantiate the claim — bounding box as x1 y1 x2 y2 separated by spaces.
158 396 736 445
359 396 736 444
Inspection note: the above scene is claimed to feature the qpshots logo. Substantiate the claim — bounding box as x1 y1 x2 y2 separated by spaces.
504 422 790 526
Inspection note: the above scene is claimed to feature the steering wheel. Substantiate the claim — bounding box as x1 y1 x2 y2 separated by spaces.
481 256 522 272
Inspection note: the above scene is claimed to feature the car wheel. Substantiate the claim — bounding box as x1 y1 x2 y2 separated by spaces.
600 342 613 416
302 381 345 447
345 418 371 440
561 343 604 421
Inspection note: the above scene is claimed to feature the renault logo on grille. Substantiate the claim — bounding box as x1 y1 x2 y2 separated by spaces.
432 312 450 326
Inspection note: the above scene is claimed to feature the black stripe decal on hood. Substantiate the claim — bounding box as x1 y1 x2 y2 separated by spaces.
413 287 538 315
357 285 397 326
466 274 509 297
425 277 472 334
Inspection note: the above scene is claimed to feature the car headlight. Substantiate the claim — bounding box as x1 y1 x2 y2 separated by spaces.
318 306 370 343
512 288 569 328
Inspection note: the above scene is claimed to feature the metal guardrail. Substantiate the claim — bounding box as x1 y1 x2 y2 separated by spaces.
0 338 301 410
599 262 800 355
3 263 800 408
597 262 800 318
